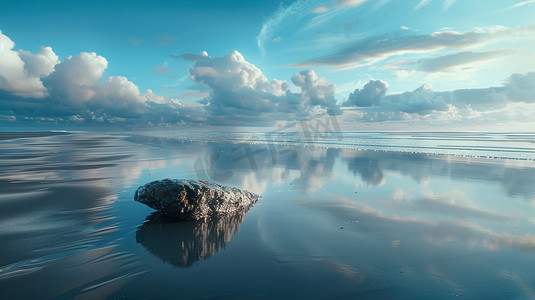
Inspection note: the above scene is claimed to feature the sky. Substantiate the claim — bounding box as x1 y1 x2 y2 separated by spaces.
1 0 535 131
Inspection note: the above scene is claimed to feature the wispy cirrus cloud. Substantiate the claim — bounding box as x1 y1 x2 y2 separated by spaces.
391 49 513 73
334 0 370 8
294 26 535 68
311 6 330 13
314 0 371 13
156 66 170 74
414 0 431 10
256 0 323 55
508 0 535 9
257 0 371 55
442 0 456 10
415 0 457 10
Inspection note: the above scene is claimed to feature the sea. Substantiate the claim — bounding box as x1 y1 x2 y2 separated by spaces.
0 130 534 299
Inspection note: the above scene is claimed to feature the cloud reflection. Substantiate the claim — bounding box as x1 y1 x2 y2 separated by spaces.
2 132 535 298
0 132 150 298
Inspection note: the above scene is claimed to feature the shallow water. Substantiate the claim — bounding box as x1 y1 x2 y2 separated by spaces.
1 132 535 299
149 130 535 160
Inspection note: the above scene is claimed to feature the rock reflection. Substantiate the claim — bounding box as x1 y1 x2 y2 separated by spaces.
136 208 250 268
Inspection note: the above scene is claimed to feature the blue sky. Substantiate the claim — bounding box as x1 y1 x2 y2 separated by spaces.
1 0 534 130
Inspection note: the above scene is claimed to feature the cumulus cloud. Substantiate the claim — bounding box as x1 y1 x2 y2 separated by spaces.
291 70 337 109
2 29 534 129
343 72 535 122
89 76 147 117
343 83 452 123
190 50 291 102
43 52 108 104
0 30 53 98
187 50 338 124
295 26 535 67
39 52 146 118
500 72 535 103
1 29 340 127
385 84 451 115
343 79 388 107
0 30 204 126
18 46 59 78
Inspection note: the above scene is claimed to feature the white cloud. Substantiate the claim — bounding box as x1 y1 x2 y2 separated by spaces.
272 36 283 43
88 76 146 117
18 46 59 78
292 70 338 109
43 52 108 103
392 50 513 73
188 50 339 124
190 50 290 98
0 30 53 98
38 51 158 118
2 29 534 129
312 6 330 13
256 0 322 55
503 72 535 103
1 29 342 127
343 79 389 107
414 0 431 10
0 30 206 126
508 0 535 9
35 51 147 118
343 72 535 123
442 0 456 10
296 26 535 68
335 0 370 8
414 0 456 10
385 84 451 114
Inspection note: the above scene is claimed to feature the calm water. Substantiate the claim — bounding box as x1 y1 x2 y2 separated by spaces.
1 131 535 299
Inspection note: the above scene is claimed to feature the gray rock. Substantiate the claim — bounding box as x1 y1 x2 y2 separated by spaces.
134 179 259 221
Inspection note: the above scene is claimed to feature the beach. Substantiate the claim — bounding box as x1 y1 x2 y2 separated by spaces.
1 131 535 299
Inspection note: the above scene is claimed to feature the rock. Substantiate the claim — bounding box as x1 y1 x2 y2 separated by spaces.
134 179 259 221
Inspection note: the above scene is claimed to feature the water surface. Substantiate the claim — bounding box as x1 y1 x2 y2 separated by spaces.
1 132 535 299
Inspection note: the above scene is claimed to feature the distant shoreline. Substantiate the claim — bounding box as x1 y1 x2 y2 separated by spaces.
0 131 70 141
